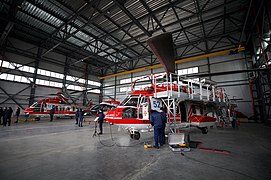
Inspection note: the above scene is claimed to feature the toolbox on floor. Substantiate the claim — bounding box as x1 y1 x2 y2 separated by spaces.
168 133 190 152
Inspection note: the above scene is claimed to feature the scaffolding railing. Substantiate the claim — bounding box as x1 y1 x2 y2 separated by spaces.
152 73 227 103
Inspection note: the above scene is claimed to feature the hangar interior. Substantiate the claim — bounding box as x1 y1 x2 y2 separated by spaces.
0 0 271 179
0 0 270 123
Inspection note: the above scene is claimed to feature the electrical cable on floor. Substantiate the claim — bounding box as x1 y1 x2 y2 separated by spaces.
97 133 115 147
93 123 148 148
177 152 258 180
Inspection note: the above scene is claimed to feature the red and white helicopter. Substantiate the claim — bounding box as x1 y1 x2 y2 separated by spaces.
24 92 93 119
104 33 234 140
105 73 232 140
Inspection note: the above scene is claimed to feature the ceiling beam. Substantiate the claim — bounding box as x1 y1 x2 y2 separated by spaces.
0 0 24 46
112 0 152 37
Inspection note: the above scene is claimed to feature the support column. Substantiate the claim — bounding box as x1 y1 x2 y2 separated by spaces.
207 57 211 80
83 64 88 106
28 47 42 106
114 76 117 100
62 56 69 92
99 69 104 103
114 65 117 100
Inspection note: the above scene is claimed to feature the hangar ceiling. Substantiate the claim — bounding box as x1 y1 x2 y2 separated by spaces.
0 0 250 76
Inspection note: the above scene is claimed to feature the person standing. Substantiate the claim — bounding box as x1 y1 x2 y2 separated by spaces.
6 107 13 126
50 106 55 122
75 109 79 125
0 107 3 125
78 109 84 127
2 107 7 126
231 110 237 129
160 107 167 146
150 109 163 149
98 109 105 134
15 107 21 123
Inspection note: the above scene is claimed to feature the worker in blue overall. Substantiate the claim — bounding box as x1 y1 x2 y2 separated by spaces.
160 107 167 145
78 109 84 127
75 109 79 125
49 106 55 122
98 109 105 135
150 109 163 149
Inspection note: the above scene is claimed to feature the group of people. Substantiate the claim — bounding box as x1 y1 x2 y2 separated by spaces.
75 109 85 127
150 107 167 149
0 107 20 126
75 108 105 134
49 106 105 133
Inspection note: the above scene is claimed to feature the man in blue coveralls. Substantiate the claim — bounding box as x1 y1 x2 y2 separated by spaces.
98 109 105 135
150 109 163 149
160 107 167 145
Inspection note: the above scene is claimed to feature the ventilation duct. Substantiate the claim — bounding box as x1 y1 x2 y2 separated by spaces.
147 33 175 74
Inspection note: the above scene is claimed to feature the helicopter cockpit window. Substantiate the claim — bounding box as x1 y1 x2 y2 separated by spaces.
32 102 41 112
30 102 38 108
120 97 139 107
120 97 130 106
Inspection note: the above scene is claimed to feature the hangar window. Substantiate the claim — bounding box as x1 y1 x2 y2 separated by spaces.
120 78 131 84
78 78 85 84
2 61 14 69
0 73 8 80
21 77 29 83
37 69 46 76
66 75 74 81
88 80 100 86
120 86 131 92
178 67 198 75
50 81 56 87
28 67 35 73
44 80 50 86
19 65 34 73
88 89 100 94
132 75 150 82
14 75 21 82
0 73 34 84
120 73 165 86
0 60 100 87
6 74 15 81
134 84 149 90
36 79 44 85
178 67 199 82
23 66 30 72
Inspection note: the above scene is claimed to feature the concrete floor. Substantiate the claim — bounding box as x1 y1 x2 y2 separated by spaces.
0 118 271 180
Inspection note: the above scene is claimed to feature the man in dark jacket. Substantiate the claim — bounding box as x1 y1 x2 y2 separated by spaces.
98 109 105 135
78 109 84 127
2 107 7 126
50 106 55 122
150 109 163 149
75 109 79 125
6 107 13 126
0 107 3 125
15 107 21 123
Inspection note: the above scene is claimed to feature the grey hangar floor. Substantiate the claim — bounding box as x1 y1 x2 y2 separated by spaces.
0 118 270 180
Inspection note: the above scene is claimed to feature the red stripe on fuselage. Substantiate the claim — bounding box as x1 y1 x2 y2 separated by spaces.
106 117 150 125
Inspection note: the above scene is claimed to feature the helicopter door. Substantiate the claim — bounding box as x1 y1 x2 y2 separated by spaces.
41 102 47 112
139 96 149 120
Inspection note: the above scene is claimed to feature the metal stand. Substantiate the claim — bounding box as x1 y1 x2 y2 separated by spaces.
93 121 98 137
